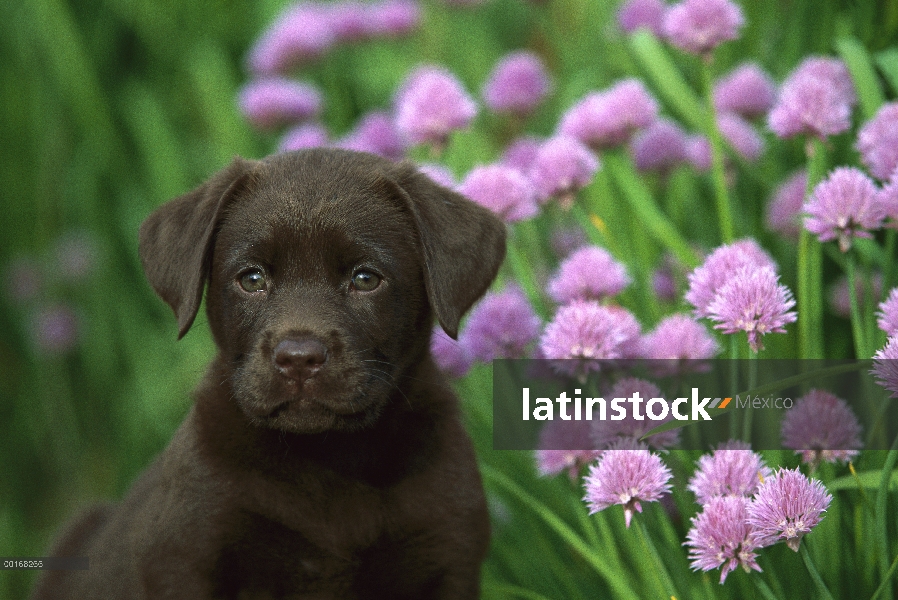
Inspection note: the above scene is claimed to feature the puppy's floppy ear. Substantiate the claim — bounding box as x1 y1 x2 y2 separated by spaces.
389 163 507 339
138 157 257 339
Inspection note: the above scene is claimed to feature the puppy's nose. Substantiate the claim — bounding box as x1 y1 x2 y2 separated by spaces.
272 338 328 381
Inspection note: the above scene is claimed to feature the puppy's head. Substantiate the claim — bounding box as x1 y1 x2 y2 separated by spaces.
139 149 505 434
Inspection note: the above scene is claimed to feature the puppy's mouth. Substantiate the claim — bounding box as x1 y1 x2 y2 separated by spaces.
237 368 382 425
247 389 382 435
265 401 290 420
261 392 371 419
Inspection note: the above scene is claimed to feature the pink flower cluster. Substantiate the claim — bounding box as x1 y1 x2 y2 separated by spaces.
552 437 834 580
583 444 673 528
538 245 718 378
686 239 796 352
686 445 832 583
617 0 745 57
559 79 658 150
804 167 885 252
769 56 856 139
247 0 420 76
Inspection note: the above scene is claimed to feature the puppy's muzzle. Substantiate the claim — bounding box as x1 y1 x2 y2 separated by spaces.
272 337 328 382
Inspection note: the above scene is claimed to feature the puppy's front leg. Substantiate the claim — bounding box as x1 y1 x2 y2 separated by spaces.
124 422 230 599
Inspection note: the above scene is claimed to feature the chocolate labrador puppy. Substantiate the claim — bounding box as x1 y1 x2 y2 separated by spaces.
32 149 505 599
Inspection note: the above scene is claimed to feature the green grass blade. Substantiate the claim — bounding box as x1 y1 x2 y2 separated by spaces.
628 30 704 130
836 37 885 120
482 465 642 600
603 152 700 269
870 553 898 600
874 48 898 95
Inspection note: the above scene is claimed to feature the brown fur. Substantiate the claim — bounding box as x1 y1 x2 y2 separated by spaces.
32 149 506 599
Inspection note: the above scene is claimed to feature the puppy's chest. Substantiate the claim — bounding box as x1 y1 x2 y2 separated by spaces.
212 497 432 599
211 510 349 597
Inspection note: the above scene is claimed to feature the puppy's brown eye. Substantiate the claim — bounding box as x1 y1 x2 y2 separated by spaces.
351 270 381 292
238 269 267 293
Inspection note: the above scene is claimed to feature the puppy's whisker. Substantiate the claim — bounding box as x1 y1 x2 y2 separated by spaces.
361 359 443 387
361 359 396 368
364 365 396 381
367 370 413 410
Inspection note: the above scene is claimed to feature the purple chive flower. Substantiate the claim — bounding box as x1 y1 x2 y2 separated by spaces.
336 111 405 160
747 468 832 551
550 226 588 259
707 266 797 353
583 448 673 528
688 441 772 504
663 0 745 57
794 57 857 106
326 0 421 41
367 0 421 37
717 112 764 161
828 273 883 318
247 3 337 75
501 135 544 173
768 78 850 139
547 246 631 304
482 51 551 117
781 389 862 466
685 135 713 171
458 164 538 223
766 170 808 239
857 102 898 181
640 313 720 361
768 57 856 140
804 167 884 252
238 79 323 131
417 163 456 188
591 378 681 450
31 304 79 354
630 118 690 173
878 288 898 337
617 0 666 36
279 123 330 152
685 496 763 584
539 301 641 379
528 135 600 208
536 419 603 479
558 80 659 150
326 1 369 41
462 286 541 362
686 238 776 318
872 337 898 398
713 63 776 119
394 66 478 149
430 327 473 378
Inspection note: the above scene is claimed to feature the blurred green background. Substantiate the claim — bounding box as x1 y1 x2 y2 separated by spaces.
2 0 898 598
